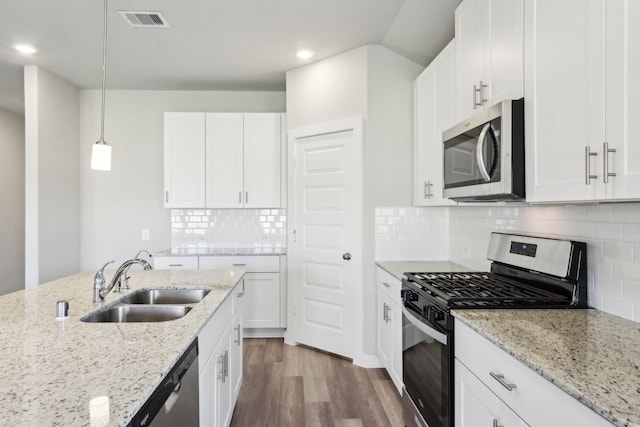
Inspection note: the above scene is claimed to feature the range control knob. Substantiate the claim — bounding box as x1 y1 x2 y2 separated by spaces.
400 289 418 303
425 306 444 322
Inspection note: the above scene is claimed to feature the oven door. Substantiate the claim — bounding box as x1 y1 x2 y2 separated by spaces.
402 305 452 427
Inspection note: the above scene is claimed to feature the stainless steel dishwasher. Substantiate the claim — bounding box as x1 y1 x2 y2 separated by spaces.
129 338 199 426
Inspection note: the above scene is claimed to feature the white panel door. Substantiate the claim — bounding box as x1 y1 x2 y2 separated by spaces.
164 113 205 207
206 113 244 208
243 113 281 208
291 124 362 359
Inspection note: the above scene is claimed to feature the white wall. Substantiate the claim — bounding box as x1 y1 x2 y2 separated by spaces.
79 90 285 271
24 66 80 287
0 108 25 294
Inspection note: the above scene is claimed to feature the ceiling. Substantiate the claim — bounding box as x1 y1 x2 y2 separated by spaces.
0 0 460 114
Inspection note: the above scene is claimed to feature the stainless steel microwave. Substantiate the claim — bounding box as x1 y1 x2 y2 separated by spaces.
442 99 525 202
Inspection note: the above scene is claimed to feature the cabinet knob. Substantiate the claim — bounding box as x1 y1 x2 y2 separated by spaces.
342 252 352 261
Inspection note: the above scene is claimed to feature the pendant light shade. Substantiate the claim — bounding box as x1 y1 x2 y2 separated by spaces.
91 142 112 170
91 0 112 171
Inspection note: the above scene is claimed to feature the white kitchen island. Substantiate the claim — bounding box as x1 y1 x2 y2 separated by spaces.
0 268 244 426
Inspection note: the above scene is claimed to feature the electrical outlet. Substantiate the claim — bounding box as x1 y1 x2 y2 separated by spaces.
141 228 150 241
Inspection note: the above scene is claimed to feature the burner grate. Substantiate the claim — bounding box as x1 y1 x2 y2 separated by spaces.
404 272 569 308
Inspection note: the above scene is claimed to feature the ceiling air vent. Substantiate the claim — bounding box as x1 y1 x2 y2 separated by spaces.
118 11 170 28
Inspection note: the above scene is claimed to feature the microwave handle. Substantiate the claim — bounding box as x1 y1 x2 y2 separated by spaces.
476 123 494 182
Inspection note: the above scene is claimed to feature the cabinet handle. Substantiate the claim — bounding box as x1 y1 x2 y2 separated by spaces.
382 282 391 288
168 264 183 267
479 80 487 106
493 420 504 427
473 84 478 109
232 263 247 267
603 142 616 183
165 191 169 203
234 324 241 345
238 191 242 204
489 371 517 391
245 191 249 204
585 146 598 184
217 354 225 382
385 304 391 323
424 181 429 199
237 292 244 298
225 350 229 379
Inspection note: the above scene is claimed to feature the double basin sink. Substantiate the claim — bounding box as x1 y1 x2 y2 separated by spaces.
81 288 211 323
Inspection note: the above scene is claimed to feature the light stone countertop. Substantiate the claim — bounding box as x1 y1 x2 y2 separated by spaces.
0 268 244 427
453 309 640 427
155 247 286 256
375 260 474 280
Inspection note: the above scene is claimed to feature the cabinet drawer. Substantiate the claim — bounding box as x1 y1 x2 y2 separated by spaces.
455 320 613 427
375 266 401 301
154 256 198 269
198 294 232 375
199 255 280 272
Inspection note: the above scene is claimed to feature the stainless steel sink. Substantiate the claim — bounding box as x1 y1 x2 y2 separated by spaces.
81 305 192 323
119 288 211 305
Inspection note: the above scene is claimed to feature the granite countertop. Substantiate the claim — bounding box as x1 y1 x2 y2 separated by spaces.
155 247 286 256
376 260 474 280
453 309 640 427
0 268 244 426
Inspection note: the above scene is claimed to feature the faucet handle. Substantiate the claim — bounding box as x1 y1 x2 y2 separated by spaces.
94 260 114 286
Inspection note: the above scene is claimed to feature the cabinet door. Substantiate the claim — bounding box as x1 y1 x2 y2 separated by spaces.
243 113 281 208
524 0 605 202
489 0 524 104
456 0 491 121
414 41 456 206
376 290 392 370
164 113 206 207
231 299 244 404
199 348 217 427
605 0 640 200
455 360 528 427
216 323 233 427
243 272 281 328
205 113 244 208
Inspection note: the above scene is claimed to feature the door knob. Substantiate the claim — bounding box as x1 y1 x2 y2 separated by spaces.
342 253 352 261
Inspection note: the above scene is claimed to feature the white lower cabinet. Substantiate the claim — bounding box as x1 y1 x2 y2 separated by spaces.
199 283 244 427
455 320 614 427
199 255 285 333
375 267 403 394
455 359 528 427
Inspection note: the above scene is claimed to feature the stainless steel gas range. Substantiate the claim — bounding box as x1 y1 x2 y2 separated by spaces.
400 232 587 427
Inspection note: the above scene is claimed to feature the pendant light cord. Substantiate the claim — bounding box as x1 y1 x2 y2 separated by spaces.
99 0 108 143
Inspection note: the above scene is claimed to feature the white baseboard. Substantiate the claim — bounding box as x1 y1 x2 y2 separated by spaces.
243 327 285 338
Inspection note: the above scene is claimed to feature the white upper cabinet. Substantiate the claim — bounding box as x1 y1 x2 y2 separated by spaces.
164 113 206 207
164 112 283 208
206 113 282 208
205 113 245 208
525 0 640 202
414 40 457 206
455 0 523 121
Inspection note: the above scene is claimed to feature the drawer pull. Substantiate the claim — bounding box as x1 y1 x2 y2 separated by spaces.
489 371 517 391
232 263 247 267
168 264 183 267
382 282 391 288
493 420 504 427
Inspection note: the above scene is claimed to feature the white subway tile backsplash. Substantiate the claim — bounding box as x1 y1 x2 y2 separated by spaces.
376 202 640 323
171 208 286 249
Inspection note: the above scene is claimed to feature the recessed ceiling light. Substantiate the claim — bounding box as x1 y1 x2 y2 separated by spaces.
14 44 37 54
296 50 314 59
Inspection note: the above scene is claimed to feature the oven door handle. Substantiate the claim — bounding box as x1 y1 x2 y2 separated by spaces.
402 305 448 345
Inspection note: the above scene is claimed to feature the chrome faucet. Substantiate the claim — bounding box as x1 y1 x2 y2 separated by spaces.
93 258 153 302
118 249 152 291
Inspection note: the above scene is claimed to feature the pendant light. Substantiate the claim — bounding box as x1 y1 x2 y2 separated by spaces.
91 0 112 171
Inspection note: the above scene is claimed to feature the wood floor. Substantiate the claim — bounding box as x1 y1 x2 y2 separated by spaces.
230 338 404 427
